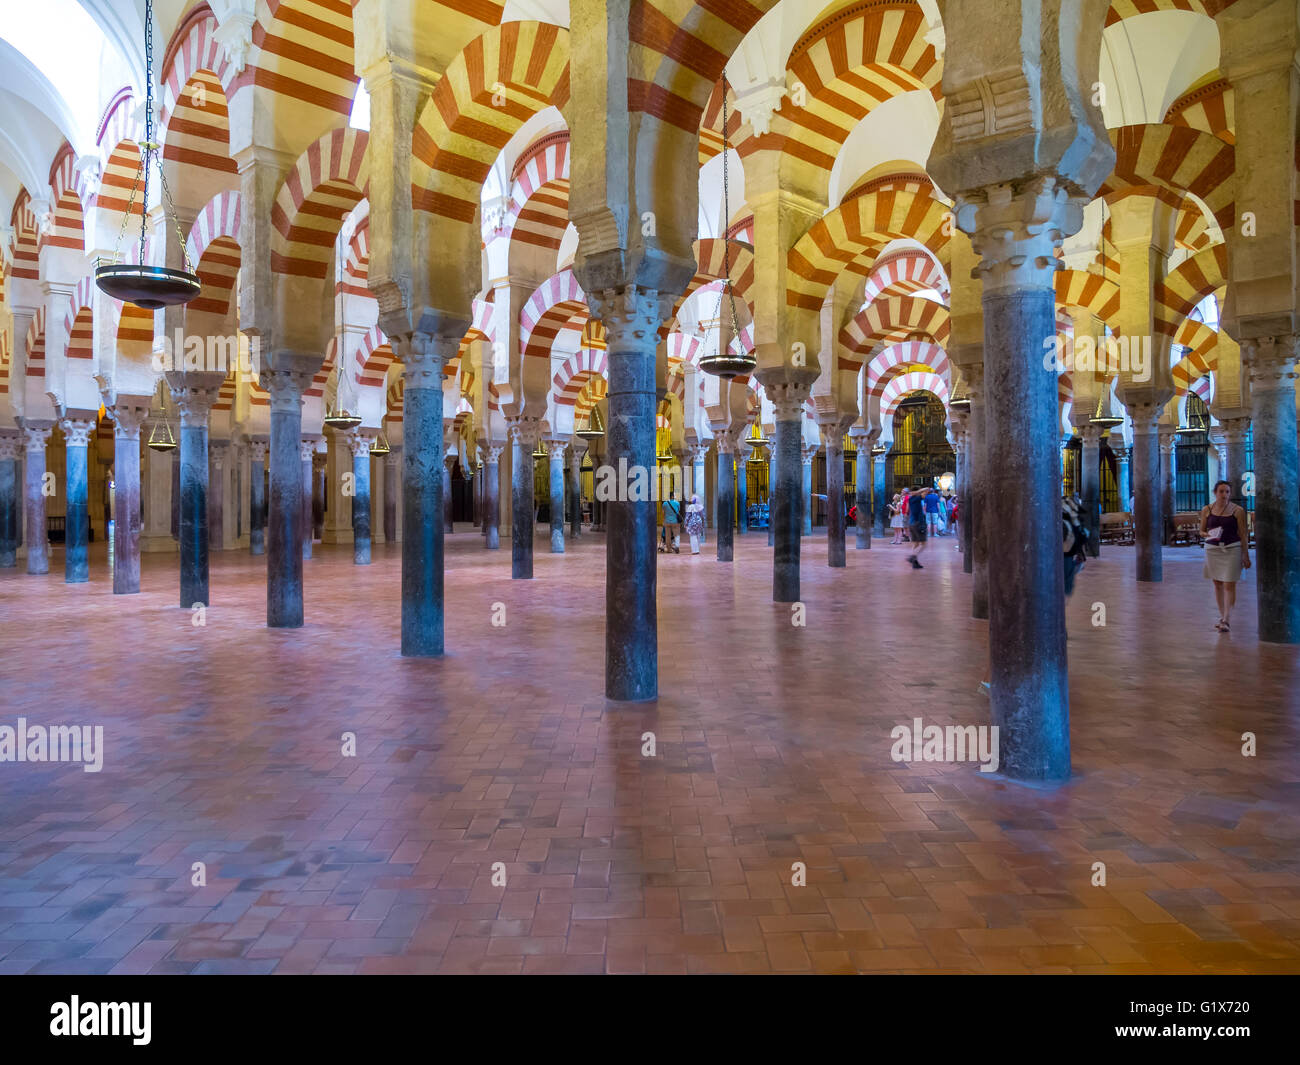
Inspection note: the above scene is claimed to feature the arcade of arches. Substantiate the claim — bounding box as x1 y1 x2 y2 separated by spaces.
0 0 1298 976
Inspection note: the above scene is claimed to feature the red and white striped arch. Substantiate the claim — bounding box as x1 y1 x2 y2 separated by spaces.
353 325 396 389
9 194 40 281
866 341 951 398
25 308 45 378
187 191 242 269
231 0 358 121
839 295 951 370
160 5 235 130
95 89 145 217
860 250 948 306
881 371 950 419
519 269 587 360
666 332 702 367
43 145 88 253
552 347 609 407
270 127 369 279
63 275 97 361
342 213 370 294
504 131 570 251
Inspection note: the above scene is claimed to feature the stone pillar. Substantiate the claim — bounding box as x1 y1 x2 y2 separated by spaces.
61 416 95 584
1078 424 1102 558
384 447 400 545
1159 426 1176 545
107 402 148 593
171 453 180 541
264 369 311 627
966 368 989 613
853 438 870 549
349 432 372 565
767 451 776 547
1245 338 1299 643
964 179 1076 783
569 442 585 539
209 441 228 553
481 444 502 550
591 286 668 701
400 338 453 656
0 435 21 568
801 444 815 535
170 382 219 606
547 439 567 553
1113 443 1131 513
715 431 735 562
443 451 455 533
1127 403 1163 582
1220 416 1250 510
768 383 810 602
688 444 708 532
825 435 846 567
248 440 267 555
508 418 539 578
873 452 887 540
22 424 52 575
312 452 326 542
736 443 750 534
299 440 316 561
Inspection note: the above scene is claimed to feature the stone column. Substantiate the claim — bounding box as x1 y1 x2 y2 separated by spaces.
767 451 776 547
298 440 316 561
873 451 887 540
384 447 400 545
312 452 326 542
508 419 539 577
0 435 22 568
547 439 567 553
688 444 708 532
22 424 52 575
1127 403 1163 582
61 415 95 584
825 435 846 567
966 367 989 613
400 337 454 656
349 431 372 565
801 444 815 535
171 453 180 541
263 369 312 627
481 444 502 549
1159 426 1176 545
107 402 148 593
964 179 1077 783
853 437 870 549
170 383 219 606
443 451 456 533
591 286 669 701
736 443 750 534
1078 424 1102 558
209 441 228 553
1245 338 1299 643
568 442 585 539
248 440 267 555
1220 416 1250 510
715 431 736 562
1112 443 1131 513
768 383 810 602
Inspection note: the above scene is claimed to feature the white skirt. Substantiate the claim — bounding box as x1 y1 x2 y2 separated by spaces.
1203 543 1243 582
890 515 903 529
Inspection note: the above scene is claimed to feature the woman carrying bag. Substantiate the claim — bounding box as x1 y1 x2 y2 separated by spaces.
684 494 705 555
1200 480 1250 632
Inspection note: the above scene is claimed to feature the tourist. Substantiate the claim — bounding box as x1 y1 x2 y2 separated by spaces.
684 493 705 555
949 494 961 548
1063 494 1088 597
900 487 911 542
662 491 682 554
925 486 941 537
889 493 904 544
1200 479 1250 632
907 486 930 569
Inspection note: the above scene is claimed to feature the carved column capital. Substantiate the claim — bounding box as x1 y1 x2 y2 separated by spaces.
588 286 672 344
544 439 568 461
714 429 738 456
1077 424 1105 445
300 439 319 463
480 444 505 464
687 444 710 465
0 435 23 461
22 423 53 453
1125 402 1164 436
109 402 150 440
248 439 269 463
346 431 374 458
955 176 1085 295
507 416 542 450
260 369 312 414
1219 416 1251 445
1243 335 1299 392
768 380 812 422
397 333 456 389
60 417 96 448
800 443 818 466
210 440 230 470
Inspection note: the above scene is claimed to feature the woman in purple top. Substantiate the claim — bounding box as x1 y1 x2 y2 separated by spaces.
1199 480 1250 632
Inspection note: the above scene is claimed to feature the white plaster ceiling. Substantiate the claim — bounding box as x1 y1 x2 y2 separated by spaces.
827 90 940 207
697 149 744 239
1098 11 1220 127
500 0 569 28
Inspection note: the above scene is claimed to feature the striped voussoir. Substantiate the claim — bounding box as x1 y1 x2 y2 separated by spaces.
63 276 97 361
340 213 370 297
1155 243 1227 341
860 248 948 306
354 326 396 390
866 340 951 398
234 0 358 118
43 145 87 253
9 192 40 281
1171 319 1222 395
838 295 950 370
1054 269 1121 328
1164 76 1234 145
270 126 370 279
94 89 145 217
504 131 570 251
880 369 948 418
552 348 609 407
520 268 587 360
1104 124 1236 228
24 308 45 378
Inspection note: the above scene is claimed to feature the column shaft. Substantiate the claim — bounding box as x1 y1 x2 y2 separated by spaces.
64 431 90 584
483 453 501 550
548 447 565 553
402 349 446 656
826 443 846 567
1249 344 1300 642
854 446 869 549
249 447 266 556
1129 412 1162 582
352 445 372 565
267 391 304 627
1080 428 1101 558
113 432 141 593
511 427 535 578
24 430 50 574
716 444 734 562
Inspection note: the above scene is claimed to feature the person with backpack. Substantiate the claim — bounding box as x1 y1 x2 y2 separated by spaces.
684 493 705 554
661 491 682 554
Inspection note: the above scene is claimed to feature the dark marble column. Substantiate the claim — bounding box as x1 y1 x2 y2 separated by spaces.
967 369 989 615
873 452 887 539
400 339 452 656
969 189 1073 784
1246 338 1300 643
312 453 326 542
1126 404 1163 582
547 440 566 553
1221 417 1250 511
950 418 967 566
209 441 228 554
690 445 707 530
825 436 846 567
170 452 180 541
715 434 735 562
384 447 400 545
569 443 584 539
736 444 749 534
592 287 667 701
248 440 267 556
1114 443 1131 512
482 444 502 550
853 437 870 549
0 435 21 568
263 370 310 626
299 440 316 561
509 418 539 579
443 452 455 533
108 404 147 593
767 382 809 602
1079 424 1102 558
768 452 777 548
22 424 52 575
801 445 814 535
171 383 218 607
350 432 372 565
61 416 95 584
1159 427 1176 546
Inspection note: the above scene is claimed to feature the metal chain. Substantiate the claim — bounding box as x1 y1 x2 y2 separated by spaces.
709 76 745 367
139 0 154 268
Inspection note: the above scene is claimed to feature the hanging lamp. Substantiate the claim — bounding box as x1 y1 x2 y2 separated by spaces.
94 0 201 310
369 431 391 455
948 377 971 413
1088 388 1122 429
577 405 605 441
699 76 756 379
147 383 178 453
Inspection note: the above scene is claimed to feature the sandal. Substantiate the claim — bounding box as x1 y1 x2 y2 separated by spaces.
1220 620 1230 633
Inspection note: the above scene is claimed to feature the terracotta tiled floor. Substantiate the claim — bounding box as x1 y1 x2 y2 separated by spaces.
1 527 1298 974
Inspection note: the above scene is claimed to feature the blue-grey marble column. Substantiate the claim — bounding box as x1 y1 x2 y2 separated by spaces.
767 384 809 602
209 441 228 554
349 432 372 565
384 447 400 545
61 416 95 584
1247 339 1300 643
716 435 735 562
1220 418 1250 511
248 439 267 555
853 438 870 549
593 287 666 701
689 445 708 539
978 230 1069 783
1079 425 1102 557
767 452 776 547
300 440 316 560
569 443 584 539
443 452 455 533
1126 404 1162 582
1114 442 1131 512
22 424 52 575
801 446 814 535
401 339 453 657
482 444 502 550
170 452 180 541
826 437 846 567
170 384 218 606
967 371 989 615
873 452 887 540
736 445 749 534
263 370 310 627
951 419 970 570
1159 427 1176 547
108 404 146 593
509 419 538 578
547 440 566 553
0 435 21 568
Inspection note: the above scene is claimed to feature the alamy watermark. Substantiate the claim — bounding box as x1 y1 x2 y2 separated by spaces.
890 717 1000 773
1043 334 1151 383
150 328 260 376
0 717 104 772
